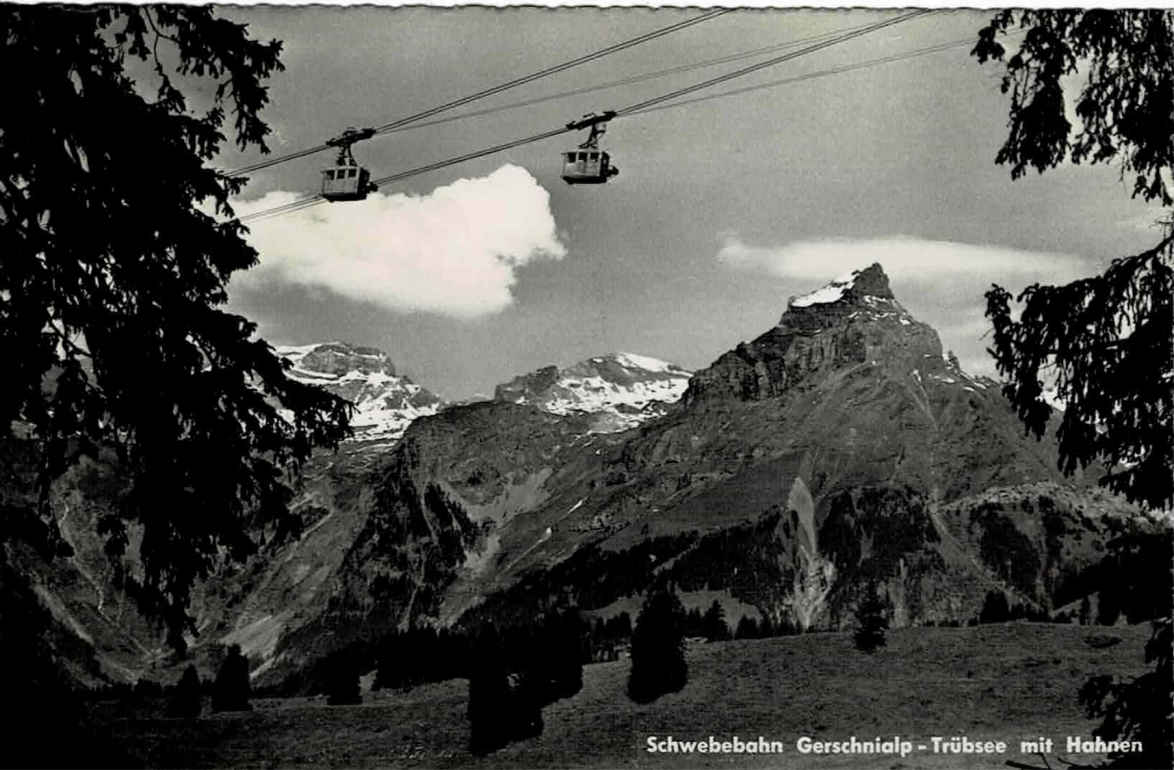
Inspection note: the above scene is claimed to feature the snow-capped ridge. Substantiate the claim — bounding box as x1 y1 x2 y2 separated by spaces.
789 268 862 308
613 352 686 374
494 352 693 432
276 341 444 442
787 262 894 310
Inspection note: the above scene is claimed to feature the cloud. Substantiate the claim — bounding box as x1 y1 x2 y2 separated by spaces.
231 165 566 319
715 235 1085 284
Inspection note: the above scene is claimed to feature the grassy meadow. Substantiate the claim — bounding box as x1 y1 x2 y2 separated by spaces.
103 623 1154 769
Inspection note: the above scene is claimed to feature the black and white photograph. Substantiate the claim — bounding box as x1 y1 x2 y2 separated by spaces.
2 3 1171 769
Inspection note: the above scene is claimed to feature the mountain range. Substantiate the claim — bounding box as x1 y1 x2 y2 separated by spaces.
276 343 692 442
9 263 1166 690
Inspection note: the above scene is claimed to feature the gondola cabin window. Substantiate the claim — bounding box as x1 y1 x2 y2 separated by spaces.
321 165 373 202
561 149 618 185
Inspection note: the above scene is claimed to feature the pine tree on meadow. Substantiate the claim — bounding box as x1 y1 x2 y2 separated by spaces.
853 588 888 653
979 590 1011 624
325 655 362 706
467 625 545 755
211 644 252 712
734 615 758 640
534 609 585 703
628 588 688 703
166 665 203 718
702 600 730 642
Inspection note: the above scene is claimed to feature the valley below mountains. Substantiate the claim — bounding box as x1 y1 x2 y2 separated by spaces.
13 264 1169 691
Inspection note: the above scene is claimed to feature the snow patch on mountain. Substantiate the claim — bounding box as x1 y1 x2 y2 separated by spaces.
613 352 678 374
790 268 862 307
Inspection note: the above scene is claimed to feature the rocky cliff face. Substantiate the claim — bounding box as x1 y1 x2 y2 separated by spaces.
494 353 692 433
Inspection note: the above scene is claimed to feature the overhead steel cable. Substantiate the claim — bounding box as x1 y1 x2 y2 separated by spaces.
628 37 974 117
227 8 731 177
238 9 935 224
401 28 1011 135
367 8 731 136
371 20 885 138
614 8 933 116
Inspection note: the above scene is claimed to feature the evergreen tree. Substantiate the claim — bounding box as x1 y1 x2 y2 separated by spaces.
509 671 545 742
975 13 1172 767
467 652 509 755
734 615 759 640
467 626 508 755
628 588 688 703
685 606 705 638
979 591 1011 624
211 644 252 712
373 632 402 691
1079 620 1173 770
0 4 352 654
612 612 633 640
973 11 1172 210
325 655 362 706
535 609 585 703
702 600 730 642
853 589 888 653
974 10 1173 511
1097 594 1122 627
466 625 544 755
166 665 203 718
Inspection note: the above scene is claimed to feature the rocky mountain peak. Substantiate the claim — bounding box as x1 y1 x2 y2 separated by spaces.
494 352 693 432
779 262 901 333
281 341 397 378
785 262 893 314
685 263 944 404
276 342 443 442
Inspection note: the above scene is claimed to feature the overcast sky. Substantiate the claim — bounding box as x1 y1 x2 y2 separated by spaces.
218 6 1164 399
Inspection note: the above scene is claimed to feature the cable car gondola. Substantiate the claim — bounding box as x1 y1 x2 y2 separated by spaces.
321 127 378 202
561 111 619 185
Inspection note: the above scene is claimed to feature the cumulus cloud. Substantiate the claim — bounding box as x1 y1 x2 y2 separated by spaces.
715 235 1084 284
231 165 566 319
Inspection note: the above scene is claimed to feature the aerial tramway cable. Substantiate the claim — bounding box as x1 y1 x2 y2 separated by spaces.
628 37 977 118
612 8 932 116
239 9 934 224
369 21 887 138
227 8 731 177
